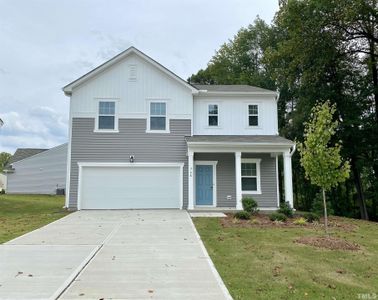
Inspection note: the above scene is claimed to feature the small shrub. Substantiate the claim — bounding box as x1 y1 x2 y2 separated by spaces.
0 189 5 194
293 217 307 225
251 218 260 225
303 212 320 223
269 212 287 222
278 202 294 218
234 211 251 220
242 197 258 214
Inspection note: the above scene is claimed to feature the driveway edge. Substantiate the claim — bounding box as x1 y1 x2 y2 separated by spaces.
186 213 233 300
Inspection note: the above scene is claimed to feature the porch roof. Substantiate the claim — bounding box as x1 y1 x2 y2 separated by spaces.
186 135 294 146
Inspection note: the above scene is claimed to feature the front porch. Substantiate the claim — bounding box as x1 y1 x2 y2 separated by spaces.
186 136 295 211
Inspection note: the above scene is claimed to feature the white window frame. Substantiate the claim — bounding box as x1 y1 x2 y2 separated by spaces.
207 103 219 127
94 99 119 133
146 100 170 133
246 103 260 128
241 158 261 194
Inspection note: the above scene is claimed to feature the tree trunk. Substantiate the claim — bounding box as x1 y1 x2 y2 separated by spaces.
322 188 329 236
351 158 369 220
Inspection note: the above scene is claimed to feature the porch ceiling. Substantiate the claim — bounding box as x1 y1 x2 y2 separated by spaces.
186 135 295 153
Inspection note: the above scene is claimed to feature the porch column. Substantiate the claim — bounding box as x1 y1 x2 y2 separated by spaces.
188 151 194 210
283 151 294 208
235 151 243 210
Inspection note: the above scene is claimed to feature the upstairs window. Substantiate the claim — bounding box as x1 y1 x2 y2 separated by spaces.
208 104 218 126
248 104 259 126
98 101 116 130
149 102 167 131
241 158 261 194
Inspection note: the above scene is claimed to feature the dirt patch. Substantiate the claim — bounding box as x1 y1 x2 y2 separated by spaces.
220 213 358 232
328 217 359 232
220 213 301 228
295 236 360 251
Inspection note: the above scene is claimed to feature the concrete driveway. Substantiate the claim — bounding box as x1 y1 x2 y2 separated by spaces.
0 210 231 299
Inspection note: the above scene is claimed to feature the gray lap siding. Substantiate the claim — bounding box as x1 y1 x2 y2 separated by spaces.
242 153 279 208
194 153 278 208
194 153 237 207
69 118 191 209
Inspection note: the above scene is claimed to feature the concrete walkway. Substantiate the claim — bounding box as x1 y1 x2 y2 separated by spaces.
0 210 231 299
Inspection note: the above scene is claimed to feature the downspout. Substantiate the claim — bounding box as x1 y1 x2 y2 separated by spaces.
289 143 296 157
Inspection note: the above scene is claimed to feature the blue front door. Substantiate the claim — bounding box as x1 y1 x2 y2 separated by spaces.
196 165 213 205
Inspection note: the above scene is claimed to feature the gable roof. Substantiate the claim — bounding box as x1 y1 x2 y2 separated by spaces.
193 84 276 94
63 46 198 96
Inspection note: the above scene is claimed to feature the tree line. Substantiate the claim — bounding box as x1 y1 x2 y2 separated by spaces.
189 0 378 220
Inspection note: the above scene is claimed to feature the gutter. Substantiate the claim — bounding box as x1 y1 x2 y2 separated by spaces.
289 143 297 157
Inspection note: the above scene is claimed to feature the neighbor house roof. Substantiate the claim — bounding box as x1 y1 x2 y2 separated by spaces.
8 148 48 165
63 46 198 96
186 135 294 145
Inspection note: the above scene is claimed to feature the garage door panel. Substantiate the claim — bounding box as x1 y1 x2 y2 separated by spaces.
80 166 181 209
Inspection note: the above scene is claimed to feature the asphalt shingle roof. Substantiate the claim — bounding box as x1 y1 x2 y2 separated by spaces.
193 84 276 94
186 135 294 145
8 148 48 165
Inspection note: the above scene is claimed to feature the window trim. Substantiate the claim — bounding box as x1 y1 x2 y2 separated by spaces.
246 103 261 128
241 158 261 194
94 99 119 133
146 100 170 133
207 103 219 127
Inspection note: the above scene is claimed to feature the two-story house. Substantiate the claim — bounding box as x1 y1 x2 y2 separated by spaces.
63 47 295 211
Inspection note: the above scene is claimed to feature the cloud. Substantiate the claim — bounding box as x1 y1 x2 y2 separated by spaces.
0 0 278 153
0 68 9 75
0 107 67 154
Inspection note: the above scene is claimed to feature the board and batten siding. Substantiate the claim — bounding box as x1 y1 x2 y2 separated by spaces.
7 144 67 194
69 118 191 209
194 153 278 208
70 53 193 120
193 95 278 135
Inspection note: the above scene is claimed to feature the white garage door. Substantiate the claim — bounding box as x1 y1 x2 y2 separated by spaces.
79 164 182 209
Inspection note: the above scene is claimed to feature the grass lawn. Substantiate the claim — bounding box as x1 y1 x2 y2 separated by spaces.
0 194 70 243
194 216 378 300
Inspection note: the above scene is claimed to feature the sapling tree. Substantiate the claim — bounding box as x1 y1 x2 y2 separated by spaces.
298 101 350 234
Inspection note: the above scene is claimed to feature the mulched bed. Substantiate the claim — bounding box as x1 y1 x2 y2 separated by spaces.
295 236 360 251
220 213 358 232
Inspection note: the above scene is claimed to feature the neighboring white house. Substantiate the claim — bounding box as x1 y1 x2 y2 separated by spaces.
6 143 67 194
62 46 295 211
0 173 6 191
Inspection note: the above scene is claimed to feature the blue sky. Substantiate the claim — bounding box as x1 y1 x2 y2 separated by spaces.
0 0 278 153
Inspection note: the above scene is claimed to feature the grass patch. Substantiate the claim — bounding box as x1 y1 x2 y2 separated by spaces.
0 194 70 243
194 216 378 300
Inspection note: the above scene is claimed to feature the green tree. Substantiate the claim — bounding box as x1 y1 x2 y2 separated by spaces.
188 17 276 90
266 0 373 219
298 101 350 234
0 152 11 172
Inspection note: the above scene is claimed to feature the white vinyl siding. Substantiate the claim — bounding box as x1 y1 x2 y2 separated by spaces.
193 96 278 135
70 53 193 120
